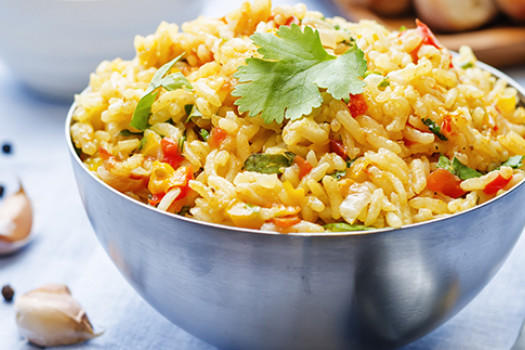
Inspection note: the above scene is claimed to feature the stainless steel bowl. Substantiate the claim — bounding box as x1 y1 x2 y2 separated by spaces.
66 62 525 350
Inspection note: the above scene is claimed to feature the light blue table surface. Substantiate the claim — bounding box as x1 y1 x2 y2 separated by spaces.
1 1 525 349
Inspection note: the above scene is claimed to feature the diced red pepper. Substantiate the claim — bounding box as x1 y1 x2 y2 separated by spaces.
329 139 348 159
294 155 313 178
442 116 452 135
347 93 367 117
483 174 511 195
410 19 443 64
272 215 301 229
171 165 194 199
98 146 111 160
284 15 300 26
427 168 466 198
208 127 228 149
161 137 184 169
416 19 442 50
148 192 165 206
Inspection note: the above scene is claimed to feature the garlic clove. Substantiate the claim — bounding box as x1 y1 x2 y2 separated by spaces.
15 284 102 347
0 184 33 255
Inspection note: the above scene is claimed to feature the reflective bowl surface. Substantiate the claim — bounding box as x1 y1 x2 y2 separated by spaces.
66 61 525 350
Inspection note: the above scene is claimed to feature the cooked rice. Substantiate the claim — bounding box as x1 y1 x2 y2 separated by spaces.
70 0 525 233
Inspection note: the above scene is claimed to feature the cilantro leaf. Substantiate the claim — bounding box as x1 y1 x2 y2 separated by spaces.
130 91 158 131
422 118 447 141
324 222 374 232
185 104 203 122
199 129 210 141
452 158 482 180
130 54 193 131
500 155 523 169
436 155 483 180
232 24 367 124
243 152 296 174
436 155 454 173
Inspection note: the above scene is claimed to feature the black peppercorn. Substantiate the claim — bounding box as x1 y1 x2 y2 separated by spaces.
2 284 14 302
2 142 12 155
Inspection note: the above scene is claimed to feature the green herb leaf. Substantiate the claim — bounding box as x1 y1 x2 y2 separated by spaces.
149 53 185 93
378 78 390 88
324 222 374 232
178 206 191 216
130 91 158 131
436 155 483 180
436 155 454 173
160 72 193 92
119 129 144 137
199 129 210 141
232 24 367 124
330 170 346 180
422 118 448 141
130 54 191 131
185 104 203 122
399 25 407 32
138 136 147 150
243 152 296 174
500 155 524 169
452 157 483 180
178 135 186 152
461 62 474 69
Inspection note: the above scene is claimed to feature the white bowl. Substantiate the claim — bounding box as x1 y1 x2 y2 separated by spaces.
0 0 202 101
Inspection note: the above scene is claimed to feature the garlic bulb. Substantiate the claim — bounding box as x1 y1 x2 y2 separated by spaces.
15 284 102 347
0 185 33 254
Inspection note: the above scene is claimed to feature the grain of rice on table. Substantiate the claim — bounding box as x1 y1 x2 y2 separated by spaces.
70 0 525 233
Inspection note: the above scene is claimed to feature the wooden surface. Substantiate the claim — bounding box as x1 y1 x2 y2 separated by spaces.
332 1 525 67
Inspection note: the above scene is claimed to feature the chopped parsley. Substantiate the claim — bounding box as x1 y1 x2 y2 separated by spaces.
437 155 482 180
378 78 390 88
232 24 367 124
199 129 210 141
324 222 374 232
185 104 203 122
243 152 296 174
500 155 524 169
422 118 448 141
130 54 193 131
460 62 474 69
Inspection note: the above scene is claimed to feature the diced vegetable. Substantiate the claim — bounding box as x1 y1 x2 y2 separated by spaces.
346 93 368 117
185 104 203 122
329 139 348 159
161 137 184 169
483 174 512 195
199 129 210 141
208 127 228 148
421 118 447 141
148 192 165 206
415 19 442 50
271 215 301 229
293 155 313 178
500 155 523 169
442 115 452 135
324 222 373 232
436 155 482 180
427 168 465 198
243 153 296 174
